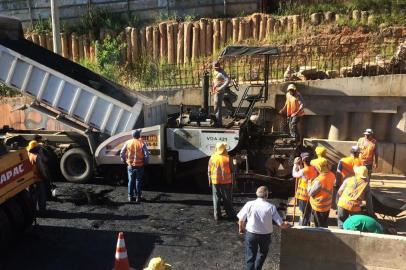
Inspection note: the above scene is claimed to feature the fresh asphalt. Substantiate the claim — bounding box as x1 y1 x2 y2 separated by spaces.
2 181 284 270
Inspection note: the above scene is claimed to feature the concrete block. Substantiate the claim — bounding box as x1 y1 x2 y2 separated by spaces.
280 227 406 270
393 144 406 175
377 143 395 174
391 106 406 144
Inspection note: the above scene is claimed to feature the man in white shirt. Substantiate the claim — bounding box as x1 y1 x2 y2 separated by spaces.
237 186 290 270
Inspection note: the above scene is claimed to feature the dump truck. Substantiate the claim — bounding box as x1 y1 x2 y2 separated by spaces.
0 140 36 251
0 16 299 195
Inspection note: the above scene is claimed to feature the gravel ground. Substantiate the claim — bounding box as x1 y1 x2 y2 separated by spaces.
2 182 285 270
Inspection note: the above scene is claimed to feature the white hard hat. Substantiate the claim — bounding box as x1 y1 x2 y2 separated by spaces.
287 84 297 91
364 128 373 135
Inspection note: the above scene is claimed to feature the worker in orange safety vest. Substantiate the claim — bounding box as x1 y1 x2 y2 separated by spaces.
357 128 377 215
333 145 363 208
279 83 304 141
27 140 47 215
120 129 149 203
208 142 236 221
337 166 371 228
308 158 335 228
292 152 318 226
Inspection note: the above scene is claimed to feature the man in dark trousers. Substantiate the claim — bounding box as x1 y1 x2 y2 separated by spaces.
120 129 149 203
237 186 290 270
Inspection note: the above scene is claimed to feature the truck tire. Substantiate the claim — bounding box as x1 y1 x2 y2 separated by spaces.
17 190 35 230
0 208 12 251
60 148 93 183
4 199 25 234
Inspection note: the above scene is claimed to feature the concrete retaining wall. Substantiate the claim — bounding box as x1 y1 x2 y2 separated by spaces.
280 227 406 270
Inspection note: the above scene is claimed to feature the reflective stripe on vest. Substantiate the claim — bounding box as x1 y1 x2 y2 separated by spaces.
337 176 368 212
310 171 335 212
358 137 376 165
295 165 318 201
286 93 304 117
28 152 40 180
126 139 144 167
209 154 232 185
340 156 363 178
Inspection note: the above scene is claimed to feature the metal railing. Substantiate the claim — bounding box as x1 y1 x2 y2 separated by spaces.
134 42 405 91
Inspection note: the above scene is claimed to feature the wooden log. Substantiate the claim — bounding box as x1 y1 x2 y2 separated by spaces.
146 26 153 57
292 15 301 31
152 26 159 60
25 35 32 41
38 33 46 48
173 23 178 61
274 20 281 34
159 22 167 60
252 13 261 40
45 33 53 50
78 35 84 60
192 24 200 62
31 33 39 44
72 33 79 62
131 28 139 62
167 23 175 64
219 19 226 46
199 18 207 57
226 19 232 43
266 16 275 37
60 32 68 58
140 28 146 55
83 38 90 59
238 19 245 42
213 31 219 56
259 14 267 40
177 23 184 64
125 27 132 64
90 42 95 62
67 33 72 59
184 22 192 63
232 18 239 43
206 20 213 56
287 16 293 33
119 32 126 63
212 19 220 50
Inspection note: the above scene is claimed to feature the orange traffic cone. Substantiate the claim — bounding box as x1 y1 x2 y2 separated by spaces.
113 232 135 270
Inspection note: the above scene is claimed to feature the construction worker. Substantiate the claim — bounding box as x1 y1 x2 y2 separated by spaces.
27 140 47 215
212 60 230 127
310 146 327 168
337 166 372 228
278 83 304 141
120 129 149 203
308 158 335 228
357 128 378 179
292 152 318 226
208 142 236 221
237 186 290 270
333 145 363 208
343 214 384 234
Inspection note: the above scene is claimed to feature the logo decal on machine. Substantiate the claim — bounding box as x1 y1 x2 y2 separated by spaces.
0 160 31 188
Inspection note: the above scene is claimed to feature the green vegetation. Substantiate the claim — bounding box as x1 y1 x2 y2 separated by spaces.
28 16 52 34
0 83 19 97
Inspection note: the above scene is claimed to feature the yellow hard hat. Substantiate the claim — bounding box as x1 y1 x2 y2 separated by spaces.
315 146 327 157
26 140 39 152
314 157 329 173
144 257 172 270
215 142 227 155
354 166 368 179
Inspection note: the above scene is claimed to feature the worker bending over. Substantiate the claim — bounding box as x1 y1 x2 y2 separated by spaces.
120 129 149 203
237 186 290 270
279 83 304 141
308 158 335 228
337 166 372 228
292 152 318 226
208 142 236 221
343 214 384 234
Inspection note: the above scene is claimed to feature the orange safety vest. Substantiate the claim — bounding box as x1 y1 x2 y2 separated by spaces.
310 171 335 212
285 92 304 117
208 153 232 185
337 176 368 212
339 156 363 178
295 165 318 201
126 139 145 167
357 137 377 165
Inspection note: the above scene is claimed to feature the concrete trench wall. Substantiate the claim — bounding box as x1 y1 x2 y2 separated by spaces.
280 227 406 270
